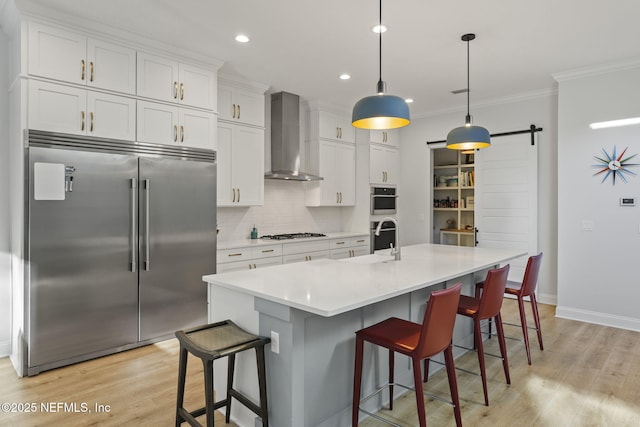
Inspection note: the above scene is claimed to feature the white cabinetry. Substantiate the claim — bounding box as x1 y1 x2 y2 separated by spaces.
305 139 355 206
217 83 265 127
137 52 216 110
28 22 136 94
282 240 331 264
316 110 355 143
329 236 370 259
217 245 283 273
370 144 399 185
217 122 264 206
28 80 136 140
137 100 215 149
369 129 397 146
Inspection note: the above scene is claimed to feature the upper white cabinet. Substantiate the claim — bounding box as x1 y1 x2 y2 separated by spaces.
28 80 136 141
305 139 356 206
217 83 265 127
28 22 136 94
370 144 399 185
137 52 216 110
137 100 215 149
217 121 264 206
369 129 397 146
311 110 355 143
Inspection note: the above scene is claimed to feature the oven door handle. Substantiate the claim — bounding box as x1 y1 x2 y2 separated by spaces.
371 194 398 198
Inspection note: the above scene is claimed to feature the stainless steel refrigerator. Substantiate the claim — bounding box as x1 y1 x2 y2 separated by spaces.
25 130 216 375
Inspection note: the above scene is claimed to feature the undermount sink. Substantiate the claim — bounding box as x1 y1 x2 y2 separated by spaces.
341 253 395 264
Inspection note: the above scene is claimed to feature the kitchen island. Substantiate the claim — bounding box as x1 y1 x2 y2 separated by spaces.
203 243 526 427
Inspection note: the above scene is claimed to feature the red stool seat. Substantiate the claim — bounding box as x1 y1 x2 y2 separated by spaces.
352 283 463 427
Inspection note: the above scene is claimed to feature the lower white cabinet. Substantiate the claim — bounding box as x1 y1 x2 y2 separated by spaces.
329 237 370 259
137 100 215 149
217 244 283 273
217 121 264 206
28 80 136 140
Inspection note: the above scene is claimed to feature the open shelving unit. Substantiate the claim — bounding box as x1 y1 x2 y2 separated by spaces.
432 148 475 246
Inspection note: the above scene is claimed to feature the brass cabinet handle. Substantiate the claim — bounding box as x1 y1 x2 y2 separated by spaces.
356 239 365 243
174 125 178 142
174 82 178 99
232 104 236 118
336 192 339 203
237 188 240 203
81 111 85 131
262 249 274 253
180 125 184 143
253 263 257 269
340 192 343 203
232 188 236 203
81 59 85 80
89 112 94 132
336 241 345 245
180 83 184 100
237 104 240 119
228 253 242 257
90 61 94 82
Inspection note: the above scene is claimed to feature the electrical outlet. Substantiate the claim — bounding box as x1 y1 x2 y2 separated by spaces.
270 331 279 354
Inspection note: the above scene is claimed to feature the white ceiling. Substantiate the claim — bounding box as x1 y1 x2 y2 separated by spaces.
15 0 640 117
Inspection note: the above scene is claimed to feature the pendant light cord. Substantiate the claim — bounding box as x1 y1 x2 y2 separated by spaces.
466 36 471 121
378 0 382 84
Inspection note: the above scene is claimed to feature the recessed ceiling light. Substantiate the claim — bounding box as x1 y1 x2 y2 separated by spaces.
589 117 640 129
339 74 351 80
372 24 387 34
235 34 250 43
405 98 414 104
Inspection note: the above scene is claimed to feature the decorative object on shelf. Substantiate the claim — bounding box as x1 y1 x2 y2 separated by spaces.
466 196 475 208
446 33 490 151
446 218 456 229
592 146 639 185
351 0 410 130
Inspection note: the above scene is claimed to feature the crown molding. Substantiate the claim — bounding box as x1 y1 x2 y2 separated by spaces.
553 57 640 82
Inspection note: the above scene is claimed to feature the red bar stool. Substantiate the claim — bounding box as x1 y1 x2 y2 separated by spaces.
352 283 463 427
456 264 511 406
476 253 543 365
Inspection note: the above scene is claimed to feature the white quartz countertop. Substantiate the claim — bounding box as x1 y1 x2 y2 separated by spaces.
204 243 526 317
217 232 368 250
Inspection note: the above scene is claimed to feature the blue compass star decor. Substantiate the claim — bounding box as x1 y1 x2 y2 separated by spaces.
592 146 639 185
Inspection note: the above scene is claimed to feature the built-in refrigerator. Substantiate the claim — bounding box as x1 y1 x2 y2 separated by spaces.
25 130 216 375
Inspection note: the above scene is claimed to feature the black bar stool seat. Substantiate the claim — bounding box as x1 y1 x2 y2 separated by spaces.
175 319 270 427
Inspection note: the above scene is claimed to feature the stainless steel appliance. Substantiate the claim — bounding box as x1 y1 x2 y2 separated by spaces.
370 186 397 215
371 220 397 252
25 130 216 375
261 232 326 240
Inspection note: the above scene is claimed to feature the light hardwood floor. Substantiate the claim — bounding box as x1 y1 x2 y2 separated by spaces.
1 299 639 427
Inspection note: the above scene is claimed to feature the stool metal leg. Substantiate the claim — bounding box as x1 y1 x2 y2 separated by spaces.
388 349 394 410
352 336 364 427
176 346 188 427
225 354 235 423
203 359 215 427
256 345 269 427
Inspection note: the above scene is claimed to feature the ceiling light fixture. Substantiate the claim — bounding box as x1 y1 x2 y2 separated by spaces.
589 117 640 129
372 24 387 34
339 74 351 80
352 0 410 130
405 98 414 104
235 34 250 43
446 33 490 150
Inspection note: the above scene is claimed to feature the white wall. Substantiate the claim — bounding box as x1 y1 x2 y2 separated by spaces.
556 62 640 331
397 92 558 303
0 26 11 356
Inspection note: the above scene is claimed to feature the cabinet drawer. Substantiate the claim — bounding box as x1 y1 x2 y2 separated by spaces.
251 245 283 259
350 236 369 248
282 250 330 264
283 240 331 255
217 248 251 264
217 259 252 273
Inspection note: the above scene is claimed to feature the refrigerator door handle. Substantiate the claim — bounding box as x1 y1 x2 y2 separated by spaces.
130 178 137 272
144 179 150 271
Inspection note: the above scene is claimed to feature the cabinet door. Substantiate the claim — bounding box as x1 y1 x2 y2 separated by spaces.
370 145 398 184
137 52 179 103
178 109 216 150
28 23 86 85
137 100 179 145
216 122 234 206
318 140 338 205
87 91 136 141
179 63 216 109
234 88 265 127
87 38 136 94
335 143 356 205
318 111 342 141
384 147 399 185
217 85 235 121
28 80 87 135
232 126 264 206
370 129 396 146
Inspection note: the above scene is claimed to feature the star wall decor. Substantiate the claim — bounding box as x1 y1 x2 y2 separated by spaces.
592 146 639 185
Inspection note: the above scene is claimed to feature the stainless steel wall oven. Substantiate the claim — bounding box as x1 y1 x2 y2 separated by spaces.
370 186 397 215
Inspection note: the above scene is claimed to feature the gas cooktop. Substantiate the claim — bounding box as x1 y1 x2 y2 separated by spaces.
261 232 327 240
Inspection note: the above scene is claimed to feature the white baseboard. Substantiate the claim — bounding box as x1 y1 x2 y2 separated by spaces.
0 340 10 358
538 292 557 306
556 306 640 332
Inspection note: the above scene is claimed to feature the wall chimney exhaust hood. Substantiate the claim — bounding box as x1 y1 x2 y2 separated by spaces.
265 92 323 181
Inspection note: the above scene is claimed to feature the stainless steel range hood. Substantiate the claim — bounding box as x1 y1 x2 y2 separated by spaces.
265 92 323 181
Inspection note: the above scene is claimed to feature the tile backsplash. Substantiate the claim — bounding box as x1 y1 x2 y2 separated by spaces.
217 180 345 241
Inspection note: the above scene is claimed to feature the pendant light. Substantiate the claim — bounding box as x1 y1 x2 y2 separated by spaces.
352 0 410 130
446 33 490 150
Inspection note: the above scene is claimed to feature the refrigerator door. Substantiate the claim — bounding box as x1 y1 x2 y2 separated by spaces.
28 146 139 370
138 157 216 340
